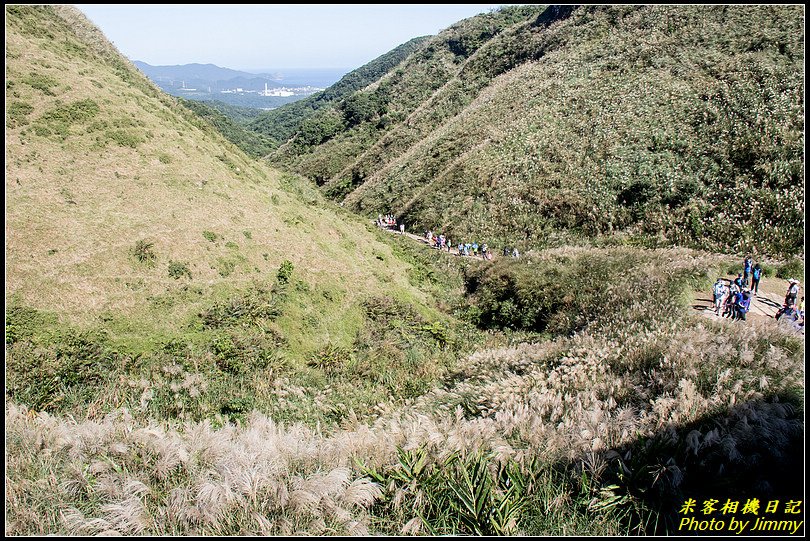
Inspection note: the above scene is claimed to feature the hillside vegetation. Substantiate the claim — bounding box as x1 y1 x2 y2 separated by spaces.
5 4 464 426
258 5 804 258
5 4 804 537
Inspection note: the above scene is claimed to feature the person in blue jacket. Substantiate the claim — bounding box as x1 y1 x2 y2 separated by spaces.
742 255 753 288
750 263 762 295
735 290 751 321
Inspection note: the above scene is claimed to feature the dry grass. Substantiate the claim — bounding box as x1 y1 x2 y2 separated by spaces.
6 303 803 534
5 6 429 339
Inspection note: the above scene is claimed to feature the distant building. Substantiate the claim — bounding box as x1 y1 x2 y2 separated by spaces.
260 82 293 97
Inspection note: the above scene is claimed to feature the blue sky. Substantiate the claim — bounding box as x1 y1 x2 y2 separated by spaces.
76 4 510 72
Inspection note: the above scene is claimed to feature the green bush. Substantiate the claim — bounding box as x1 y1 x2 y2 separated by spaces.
759 263 776 278
22 73 58 95
360 446 531 535
776 258 804 280
276 259 294 285
463 249 703 336
5 305 57 345
6 328 116 411
200 283 283 328
105 129 142 148
202 230 218 242
307 343 353 374
132 239 157 266
168 260 192 280
7 101 34 128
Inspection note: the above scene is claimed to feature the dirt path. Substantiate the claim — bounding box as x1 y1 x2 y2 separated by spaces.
377 223 504 261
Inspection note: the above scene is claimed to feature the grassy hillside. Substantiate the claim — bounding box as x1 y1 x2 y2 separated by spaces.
7 242 805 535
260 5 804 258
5 5 465 423
177 98 276 158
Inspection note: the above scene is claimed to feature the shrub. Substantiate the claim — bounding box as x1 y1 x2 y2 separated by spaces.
7 101 34 128
22 73 58 95
202 230 218 242
132 239 157 266
5 304 57 345
105 129 142 148
307 343 353 374
776 258 804 280
6 328 116 411
168 260 192 280
360 446 530 535
200 283 282 328
277 259 294 285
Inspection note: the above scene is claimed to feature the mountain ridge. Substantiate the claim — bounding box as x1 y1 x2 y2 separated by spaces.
256 4 805 258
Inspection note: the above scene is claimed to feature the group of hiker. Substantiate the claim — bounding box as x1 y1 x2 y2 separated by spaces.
378 214 405 234
376 213 521 260
711 255 803 329
424 230 521 260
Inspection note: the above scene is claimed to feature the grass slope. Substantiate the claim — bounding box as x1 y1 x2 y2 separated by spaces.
5 5 462 424
249 36 430 145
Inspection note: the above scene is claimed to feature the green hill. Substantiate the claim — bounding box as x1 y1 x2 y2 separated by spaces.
5 4 461 422
258 5 804 258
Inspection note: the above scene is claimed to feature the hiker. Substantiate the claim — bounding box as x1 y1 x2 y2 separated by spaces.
503 246 510 257
785 278 800 308
723 280 740 318
750 263 762 295
399 223 405 234
472 242 478 256
735 290 751 321
481 243 488 260
512 247 520 258
733 273 743 290
775 281 800 321
712 278 727 315
743 255 753 287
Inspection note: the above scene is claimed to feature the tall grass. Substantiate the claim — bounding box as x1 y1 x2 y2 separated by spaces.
6 245 803 534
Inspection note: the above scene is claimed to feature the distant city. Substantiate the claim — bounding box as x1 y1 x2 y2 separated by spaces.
134 62 348 109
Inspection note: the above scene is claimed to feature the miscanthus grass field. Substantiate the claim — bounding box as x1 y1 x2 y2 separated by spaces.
6 246 804 536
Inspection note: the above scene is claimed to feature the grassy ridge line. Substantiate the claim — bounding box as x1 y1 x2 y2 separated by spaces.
265 6 546 187
249 36 431 144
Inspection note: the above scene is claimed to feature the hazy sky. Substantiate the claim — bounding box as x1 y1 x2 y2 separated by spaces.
76 4 510 72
